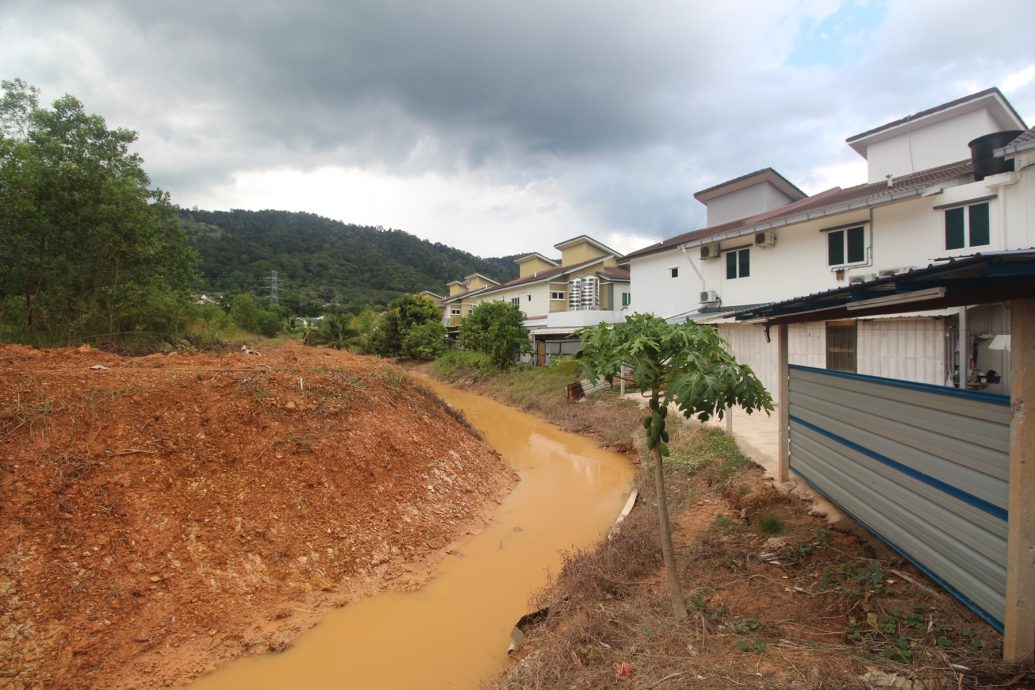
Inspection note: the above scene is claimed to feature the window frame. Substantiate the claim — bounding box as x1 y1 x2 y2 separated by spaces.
670 267 679 278
944 201 990 250
550 290 565 301
621 292 631 307
725 247 750 280
510 297 520 307
826 224 868 269
825 321 858 373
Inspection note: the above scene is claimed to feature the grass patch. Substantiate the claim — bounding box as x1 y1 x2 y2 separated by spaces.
755 511 784 535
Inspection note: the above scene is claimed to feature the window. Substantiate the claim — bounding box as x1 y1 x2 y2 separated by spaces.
449 307 461 316
670 267 678 278
826 322 857 373
527 294 532 301
510 297 519 306
621 292 631 307
945 202 990 250
550 291 565 300
725 248 750 279
828 226 866 267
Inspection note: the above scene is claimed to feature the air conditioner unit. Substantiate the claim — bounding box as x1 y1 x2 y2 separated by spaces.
878 266 910 277
848 273 877 286
754 231 776 248
699 290 720 304
699 242 721 260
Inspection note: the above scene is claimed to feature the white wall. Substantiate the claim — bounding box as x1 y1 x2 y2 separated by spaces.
864 109 999 182
705 182 794 226
473 282 551 319
627 249 703 318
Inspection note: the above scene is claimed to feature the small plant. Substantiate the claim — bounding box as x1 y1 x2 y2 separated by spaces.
711 515 740 533
735 637 768 653
756 511 784 535
727 618 759 635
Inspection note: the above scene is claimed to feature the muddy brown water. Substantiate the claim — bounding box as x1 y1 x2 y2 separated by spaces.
184 377 635 690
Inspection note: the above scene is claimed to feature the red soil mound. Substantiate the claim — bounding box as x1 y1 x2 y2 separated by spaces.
0 343 516 689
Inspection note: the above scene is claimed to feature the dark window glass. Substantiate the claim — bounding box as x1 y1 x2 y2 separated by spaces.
828 229 845 265
670 267 678 278
826 322 857 373
945 207 965 249
738 248 750 277
847 226 865 263
726 251 737 279
969 203 990 246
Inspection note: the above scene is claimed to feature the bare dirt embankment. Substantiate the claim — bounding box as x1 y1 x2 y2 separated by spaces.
0 343 516 690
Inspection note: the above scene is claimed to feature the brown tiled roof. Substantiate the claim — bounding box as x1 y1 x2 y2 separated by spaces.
623 160 974 263
480 255 617 294
597 267 630 281
440 286 495 304
694 167 806 203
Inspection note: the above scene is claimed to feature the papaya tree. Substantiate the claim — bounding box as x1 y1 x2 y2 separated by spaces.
576 313 773 620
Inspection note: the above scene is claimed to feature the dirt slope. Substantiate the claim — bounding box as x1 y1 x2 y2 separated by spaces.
0 343 516 689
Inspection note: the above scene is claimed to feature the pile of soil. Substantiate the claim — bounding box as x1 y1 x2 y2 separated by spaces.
0 343 516 690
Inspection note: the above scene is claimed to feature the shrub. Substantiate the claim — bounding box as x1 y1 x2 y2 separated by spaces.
401 321 446 360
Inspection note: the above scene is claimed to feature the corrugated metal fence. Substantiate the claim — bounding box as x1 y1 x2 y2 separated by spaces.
788 364 1011 628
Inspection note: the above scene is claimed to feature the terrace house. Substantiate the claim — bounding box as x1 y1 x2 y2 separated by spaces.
442 235 631 364
622 87 1030 402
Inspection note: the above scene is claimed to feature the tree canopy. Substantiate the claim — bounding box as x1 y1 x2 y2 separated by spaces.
376 293 443 357
0 79 197 347
458 300 530 369
577 314 773 620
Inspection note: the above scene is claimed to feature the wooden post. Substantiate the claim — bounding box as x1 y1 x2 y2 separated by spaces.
777 323 790 483
1005 298 1035 662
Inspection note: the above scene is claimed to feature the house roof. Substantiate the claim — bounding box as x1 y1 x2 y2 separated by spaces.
622 159 975 263
553 234 622 256
479 255 617 295
439 285 495 305
997 126 1035 157
693 168 806 204
514 252 559 266
598 267 630 282
419 290 444 299
733 249 1035 325
846 87 1027 157
463 273 500 285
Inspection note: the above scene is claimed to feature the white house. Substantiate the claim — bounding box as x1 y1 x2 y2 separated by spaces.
622 87 1030 401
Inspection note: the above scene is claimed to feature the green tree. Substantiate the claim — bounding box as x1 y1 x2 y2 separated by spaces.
378 293 441 356
308 313 361 350
0 79 197 346
576 314 773 620
227 293 281 337
402 320 447 360
349 307 383 354
458 300 531 370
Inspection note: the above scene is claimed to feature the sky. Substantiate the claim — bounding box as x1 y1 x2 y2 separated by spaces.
3 0 1034 259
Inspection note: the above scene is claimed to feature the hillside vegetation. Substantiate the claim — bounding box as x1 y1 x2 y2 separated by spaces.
181 209 520 314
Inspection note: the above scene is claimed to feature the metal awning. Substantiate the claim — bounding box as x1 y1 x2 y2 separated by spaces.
733 250 1035 325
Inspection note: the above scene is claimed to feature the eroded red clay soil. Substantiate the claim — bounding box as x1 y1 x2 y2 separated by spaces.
0 343 516 689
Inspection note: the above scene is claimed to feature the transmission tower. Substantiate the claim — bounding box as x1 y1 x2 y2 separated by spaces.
269 270 280 306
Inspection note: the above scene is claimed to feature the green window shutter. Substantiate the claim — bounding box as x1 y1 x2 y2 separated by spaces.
621 292 630 307
828 230 845 265
726 251 737 279
945 208 965 249
969 203 990 246
847 226 865 263
738 248 750 278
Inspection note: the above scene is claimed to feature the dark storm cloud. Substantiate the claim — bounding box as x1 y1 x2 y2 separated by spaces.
3 0 1035 254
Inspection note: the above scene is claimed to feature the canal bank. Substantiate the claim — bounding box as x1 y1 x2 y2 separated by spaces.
183 374 635 690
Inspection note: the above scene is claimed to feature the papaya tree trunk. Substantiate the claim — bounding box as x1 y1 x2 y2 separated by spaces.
652 442 687 621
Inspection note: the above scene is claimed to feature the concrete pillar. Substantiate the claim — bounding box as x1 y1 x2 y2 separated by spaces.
1005 298 1035 662
777 323 789 483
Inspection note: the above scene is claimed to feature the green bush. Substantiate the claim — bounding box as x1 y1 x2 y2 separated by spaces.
457 300 531 370
433 349 497 381
401 321 446 360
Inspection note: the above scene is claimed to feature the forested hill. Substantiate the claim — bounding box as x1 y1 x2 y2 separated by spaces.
180 209 521 314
